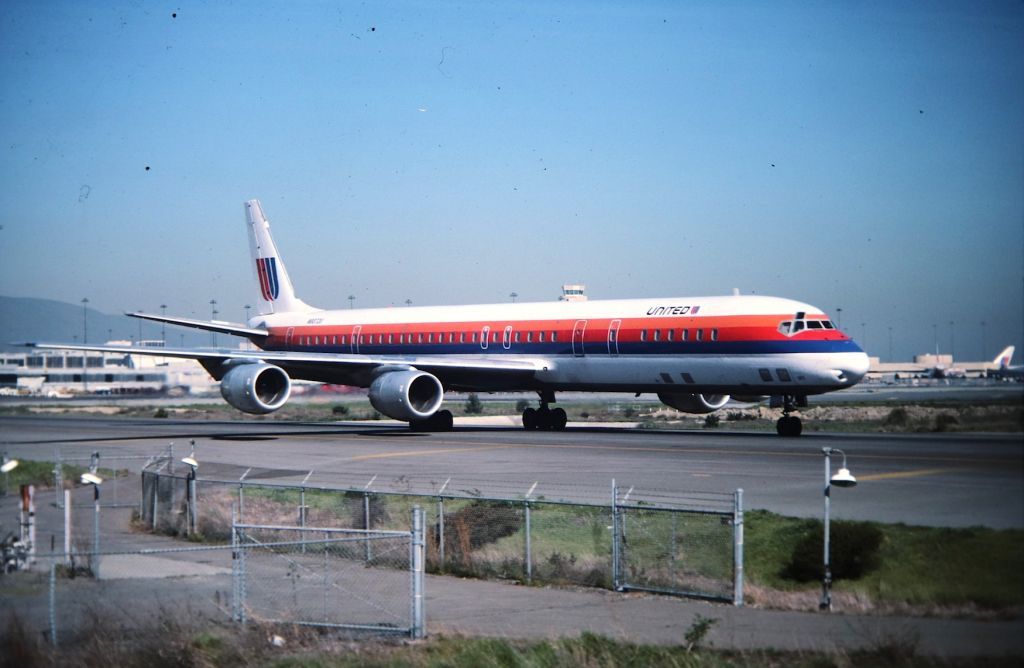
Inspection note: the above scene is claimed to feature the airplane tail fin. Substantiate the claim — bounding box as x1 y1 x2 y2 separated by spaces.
245 199 316 316
993 345 1015 368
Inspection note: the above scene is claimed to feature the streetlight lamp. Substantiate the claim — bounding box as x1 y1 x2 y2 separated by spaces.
835 307 842 329
820 447 856 611
405 299 412 307
510 292 518 303
1 453 19 496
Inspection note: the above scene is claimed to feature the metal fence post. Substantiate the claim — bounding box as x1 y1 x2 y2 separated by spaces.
363 492 373 563
611 480 621 590
734 488 744 607
92 486 100 578
49 561 57 647
323 530 329 623
437 496 445 569
524 499 532 584
231 505 238 622
53 451 63 509
63 489 71 566
151 472 159 531
411 506 425 639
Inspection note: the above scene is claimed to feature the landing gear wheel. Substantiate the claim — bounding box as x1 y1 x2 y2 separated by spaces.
776 415 803 437
550 407 567 431
523 390 565 431
410 410 454 432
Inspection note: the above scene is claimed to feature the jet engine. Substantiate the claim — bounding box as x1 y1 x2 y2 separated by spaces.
220 363 291 414
369 369 444 422
657 392 730 414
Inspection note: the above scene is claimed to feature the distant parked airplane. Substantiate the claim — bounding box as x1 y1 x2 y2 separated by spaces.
27 200 870 436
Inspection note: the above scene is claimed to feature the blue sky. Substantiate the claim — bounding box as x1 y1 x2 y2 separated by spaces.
1 1 1021 362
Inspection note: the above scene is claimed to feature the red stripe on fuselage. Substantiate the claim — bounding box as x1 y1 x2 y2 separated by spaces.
257 314 846 350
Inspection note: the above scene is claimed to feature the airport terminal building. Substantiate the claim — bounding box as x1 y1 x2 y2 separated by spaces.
0 341 215 396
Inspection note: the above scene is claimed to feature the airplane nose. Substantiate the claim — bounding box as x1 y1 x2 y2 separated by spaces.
834 352 870 385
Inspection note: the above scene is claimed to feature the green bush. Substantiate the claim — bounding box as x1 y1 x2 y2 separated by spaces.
703 414 720 428
464 393 484 414
781 520 884 582
331 404 349 416
515 399 530 412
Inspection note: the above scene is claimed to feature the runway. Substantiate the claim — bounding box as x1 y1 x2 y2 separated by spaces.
3 415 1021 528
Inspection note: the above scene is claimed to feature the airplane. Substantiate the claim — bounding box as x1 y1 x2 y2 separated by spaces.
990 346 1023 380
26 199 870 437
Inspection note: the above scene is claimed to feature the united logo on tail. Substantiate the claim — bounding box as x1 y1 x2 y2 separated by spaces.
255 257 280 301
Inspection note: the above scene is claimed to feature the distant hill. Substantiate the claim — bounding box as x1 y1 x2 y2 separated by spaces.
0 296 226 352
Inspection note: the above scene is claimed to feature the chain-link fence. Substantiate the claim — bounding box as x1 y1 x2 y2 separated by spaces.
233 511 424 636
139 467 743 604
7 512 425 646
613 486 743 603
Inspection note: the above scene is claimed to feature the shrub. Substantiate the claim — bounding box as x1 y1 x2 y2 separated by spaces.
153 407 169 418
444 500 521 555
884 407 910 427
703 414 720 428
464 393 484 414
933 413 959 432
331 404 349 416
515 399 530 412
781 520 884 582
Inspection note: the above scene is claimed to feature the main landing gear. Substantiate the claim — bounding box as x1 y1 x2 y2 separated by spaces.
522 390 567 431
410 409 454 432
775 395 806 437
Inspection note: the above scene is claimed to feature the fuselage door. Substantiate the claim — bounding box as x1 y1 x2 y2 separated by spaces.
481 325 490 350
607 319 621 356
285 327 294 349
572 319 588 357
351 325 362 354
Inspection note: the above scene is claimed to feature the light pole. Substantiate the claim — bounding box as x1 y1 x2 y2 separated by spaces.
81 453 103 577
949 320 955 360
932 324 938 355
405 299 412 307
160 304 167 344
181 440 199 536
81 297 89 343
820 447 856 611
887 326 893 362
209 299 217 347
244 304 251 322
348 295 355 309
981 320 987 360
510 292 518 303
835 307 842 329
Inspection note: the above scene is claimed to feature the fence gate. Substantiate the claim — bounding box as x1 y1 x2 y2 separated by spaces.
612 487 743 604
232 508 424 637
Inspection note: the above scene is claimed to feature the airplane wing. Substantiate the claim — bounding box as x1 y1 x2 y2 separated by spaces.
125 312 269 338
22 341 549 387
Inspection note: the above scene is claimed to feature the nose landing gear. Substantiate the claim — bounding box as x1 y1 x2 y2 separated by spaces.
775 395 806 437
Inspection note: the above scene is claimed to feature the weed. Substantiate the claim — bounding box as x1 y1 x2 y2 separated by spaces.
684 614 718 651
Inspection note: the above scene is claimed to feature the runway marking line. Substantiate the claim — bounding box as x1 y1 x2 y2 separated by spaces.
346 445 512 462
856 468 952 482
290 433 1018 467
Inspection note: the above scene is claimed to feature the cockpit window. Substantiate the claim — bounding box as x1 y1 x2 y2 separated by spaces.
778 315 833 336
